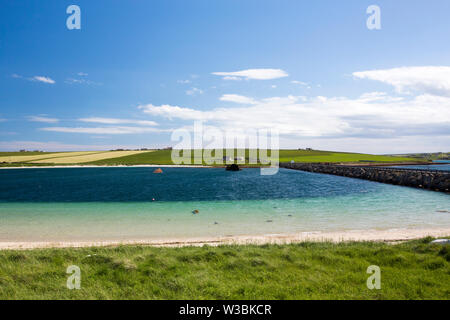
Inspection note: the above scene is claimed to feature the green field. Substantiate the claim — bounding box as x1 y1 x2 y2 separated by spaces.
86 149 421 166
0 238 448 299
392 152 450 161
0 149 424 167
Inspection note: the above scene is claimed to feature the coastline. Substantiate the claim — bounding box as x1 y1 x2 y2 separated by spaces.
1 227 449 250
0 164 214 170
0 161 444 170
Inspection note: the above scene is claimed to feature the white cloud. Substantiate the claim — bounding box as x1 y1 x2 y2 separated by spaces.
186 87 204 96
138 93 450 141
222 76 242 81
291 80 311 89
219 94 257 105
177 80 191 84
32 76 55 84
212 68 289 80
0 141 143 152
77 72 88 76
28 116 59 123
291 80 308 86
11 74 55 84
40 126 167 135
79 117 158 126
139 104 207 121
65 78 101 85
353 66 450 96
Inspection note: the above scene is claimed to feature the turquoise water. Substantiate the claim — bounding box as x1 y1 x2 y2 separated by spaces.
0 167 448 242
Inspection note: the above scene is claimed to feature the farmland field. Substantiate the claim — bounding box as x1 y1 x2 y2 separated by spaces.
87 149 421 166
29 151 151 164
0 151 101 163
0 149 423 166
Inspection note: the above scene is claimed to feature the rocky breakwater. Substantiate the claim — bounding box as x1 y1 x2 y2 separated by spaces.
280 163 450 193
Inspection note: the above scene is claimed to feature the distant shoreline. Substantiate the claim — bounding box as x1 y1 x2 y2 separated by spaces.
0 161 445 170
0 164 214 170
1 227 449 250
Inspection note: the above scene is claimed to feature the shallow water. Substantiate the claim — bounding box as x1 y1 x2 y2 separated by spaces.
389 160 450 171
0 167 448 241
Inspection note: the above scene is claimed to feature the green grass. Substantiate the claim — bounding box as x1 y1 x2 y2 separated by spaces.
0 149 426 167
392 152 450 161
85 149 420 166
0 238 448 299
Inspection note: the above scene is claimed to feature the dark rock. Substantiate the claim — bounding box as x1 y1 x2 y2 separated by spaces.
226 164 241 171
280 162 450 193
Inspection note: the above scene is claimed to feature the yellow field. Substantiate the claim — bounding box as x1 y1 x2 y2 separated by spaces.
0 152 101 163
29 151 150 164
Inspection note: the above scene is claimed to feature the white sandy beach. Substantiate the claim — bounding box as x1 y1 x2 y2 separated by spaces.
1 227 449 250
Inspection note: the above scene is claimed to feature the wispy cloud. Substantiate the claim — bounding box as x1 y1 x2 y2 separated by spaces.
219 94 257 105
40 126 167 135
353 66 450 96
77 72 88 76
212 68 289 80
27 116 59 123
186 87 204 96
65 78 102 85
177 79 191 84
12 74 56 84
291 80 311 89
32 76 55 84
0 141 143 152
79 117 158 126
139 104 206 121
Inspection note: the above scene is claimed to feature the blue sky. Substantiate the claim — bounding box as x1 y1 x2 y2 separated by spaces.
1 0 449 153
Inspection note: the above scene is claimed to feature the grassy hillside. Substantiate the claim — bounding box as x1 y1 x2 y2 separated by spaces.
0 238 448 299
392 152 450 161
87 149 420 166
0 149 423 167
0 151 148 166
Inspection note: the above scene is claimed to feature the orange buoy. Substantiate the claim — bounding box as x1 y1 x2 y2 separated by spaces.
153 168 163 174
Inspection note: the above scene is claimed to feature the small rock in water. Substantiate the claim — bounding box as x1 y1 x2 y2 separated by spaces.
266 220 273 223
436 210 449 213
288 214 293 217
214 222 219 225
431 239 450 245
192 209 199 214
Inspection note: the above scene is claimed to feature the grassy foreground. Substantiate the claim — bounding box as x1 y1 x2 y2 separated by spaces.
0 238 448 300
